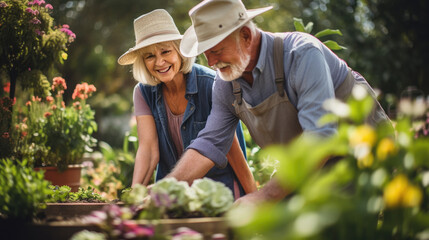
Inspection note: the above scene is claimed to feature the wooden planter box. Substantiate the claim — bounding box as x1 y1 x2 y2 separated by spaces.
2 217 229 240
42 202 115 219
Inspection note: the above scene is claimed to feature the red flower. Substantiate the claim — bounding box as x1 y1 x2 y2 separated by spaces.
44 112 52 118
3 82 10 93
46 96 54 103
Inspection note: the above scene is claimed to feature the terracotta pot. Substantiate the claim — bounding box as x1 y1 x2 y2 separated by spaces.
34 165 82 192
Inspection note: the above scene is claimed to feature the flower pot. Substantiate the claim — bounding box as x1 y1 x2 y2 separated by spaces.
34 165 82 192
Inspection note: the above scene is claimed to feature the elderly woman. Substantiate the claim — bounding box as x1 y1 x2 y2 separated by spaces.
117 9 255 198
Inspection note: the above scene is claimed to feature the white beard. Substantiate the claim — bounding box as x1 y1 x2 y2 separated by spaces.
213 45 250 82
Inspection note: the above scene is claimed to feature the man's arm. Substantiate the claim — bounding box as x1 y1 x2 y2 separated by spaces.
165 149 215 185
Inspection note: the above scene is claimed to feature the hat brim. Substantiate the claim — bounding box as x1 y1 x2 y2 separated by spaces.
118 34 183 65
180 6 272 58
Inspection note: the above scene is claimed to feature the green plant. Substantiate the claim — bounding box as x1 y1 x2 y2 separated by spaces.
122 178 234 219
228 85 429 240
47 185 105 203
0 158 52 221
81 129 137 200
293 18 346 51
12 77 98 171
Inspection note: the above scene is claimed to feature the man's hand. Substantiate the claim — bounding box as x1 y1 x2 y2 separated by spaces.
234 178 290 206
166 149 214 185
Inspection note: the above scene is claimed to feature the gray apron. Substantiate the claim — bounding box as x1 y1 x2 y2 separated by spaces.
232 35 390 148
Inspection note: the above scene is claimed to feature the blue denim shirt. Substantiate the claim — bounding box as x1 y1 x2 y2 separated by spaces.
138 63 246 195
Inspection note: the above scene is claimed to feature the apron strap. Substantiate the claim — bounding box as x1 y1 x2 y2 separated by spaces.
232 80 242 105
273 33 286 97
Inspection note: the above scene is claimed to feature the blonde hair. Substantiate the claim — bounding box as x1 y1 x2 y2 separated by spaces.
132 40 195 86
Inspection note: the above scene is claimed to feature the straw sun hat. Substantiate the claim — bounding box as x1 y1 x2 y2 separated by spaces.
180 0 272 57
117 9 182 65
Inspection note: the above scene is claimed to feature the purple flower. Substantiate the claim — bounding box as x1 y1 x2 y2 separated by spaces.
151 192 175 208
0 1 8 8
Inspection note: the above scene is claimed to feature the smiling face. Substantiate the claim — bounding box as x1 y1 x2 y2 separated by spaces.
204 32 250 81
142 42 182 83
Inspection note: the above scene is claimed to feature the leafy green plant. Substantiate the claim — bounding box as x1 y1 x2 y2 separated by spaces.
293 17 346 51
81 128 137 200
12 77 97 171
0 158 52 221
47 185 105 203
228 85 429 240
121 178 234 219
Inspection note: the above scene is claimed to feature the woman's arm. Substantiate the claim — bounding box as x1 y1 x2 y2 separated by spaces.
132 115 159 187
226 133 257 194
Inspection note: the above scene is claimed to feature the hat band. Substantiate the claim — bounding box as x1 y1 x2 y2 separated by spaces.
136 30 180 44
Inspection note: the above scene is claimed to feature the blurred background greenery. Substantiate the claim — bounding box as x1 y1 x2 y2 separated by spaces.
32 0 427 149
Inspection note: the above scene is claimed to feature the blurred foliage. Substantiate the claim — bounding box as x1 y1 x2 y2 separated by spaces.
227 86 429 240
81 123 138 200
0 158 52 221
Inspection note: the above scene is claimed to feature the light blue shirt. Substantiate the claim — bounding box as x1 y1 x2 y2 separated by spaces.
188 31 350 168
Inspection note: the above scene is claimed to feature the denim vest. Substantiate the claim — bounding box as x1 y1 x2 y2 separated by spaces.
138 64 246 196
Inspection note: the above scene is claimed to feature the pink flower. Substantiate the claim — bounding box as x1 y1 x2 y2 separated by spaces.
0 2 8 8
60 24 76 41
45 3 53 9
29 18 41 24
52 77 67 94
72 82 97 100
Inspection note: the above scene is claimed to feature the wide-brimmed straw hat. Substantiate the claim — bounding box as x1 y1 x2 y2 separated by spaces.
180 0 272 57
118 9 182 65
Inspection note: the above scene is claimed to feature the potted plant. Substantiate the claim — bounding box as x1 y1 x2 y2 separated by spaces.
0 0 75 158
13 77 98 191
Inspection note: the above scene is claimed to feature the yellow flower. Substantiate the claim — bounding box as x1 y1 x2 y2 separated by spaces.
376 138 397 161
383 174 422 208
357 152 374 168
402 185 423 208
349 125 376 148
61 52 68 60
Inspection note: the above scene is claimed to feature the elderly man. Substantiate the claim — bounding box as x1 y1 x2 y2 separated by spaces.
166 0 390 204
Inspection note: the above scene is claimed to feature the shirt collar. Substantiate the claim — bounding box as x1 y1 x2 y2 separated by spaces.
254 31 270 74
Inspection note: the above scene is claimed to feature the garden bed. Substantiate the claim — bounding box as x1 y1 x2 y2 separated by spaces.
42 202 120 219
1 217 229 240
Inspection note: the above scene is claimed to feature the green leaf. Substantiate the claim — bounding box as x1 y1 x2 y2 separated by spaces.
315 29 343 38
293 18 306 32
304 22 314 33
323 40 347 51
